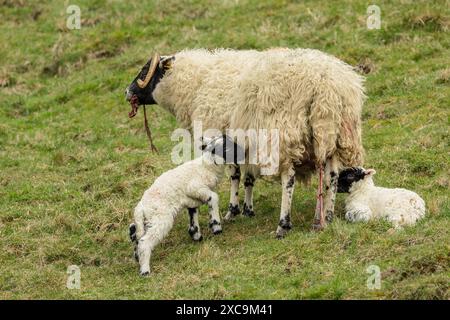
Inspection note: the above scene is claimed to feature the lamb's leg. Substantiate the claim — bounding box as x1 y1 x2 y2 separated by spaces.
312 164 325 231
207 191 222 234
129 223 139 262
224 165 241 220
345 207 372 223
137 215 173 276
188 207 202 241
323 156 339 224
187 186 223 234
242 172 255 217
276 165 296 239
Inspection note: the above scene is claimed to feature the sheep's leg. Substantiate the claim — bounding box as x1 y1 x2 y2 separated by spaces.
137 215 173 276
224 165 241 221
312 164 325 231
323 156 339 224
187 207 203 241
276 165 295 239
242 172 255 217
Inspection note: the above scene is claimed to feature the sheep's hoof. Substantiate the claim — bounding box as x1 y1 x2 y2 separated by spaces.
140 271 150 277
242 204 255 217
275 226 290 239
224 203 240 221
312 220 325 231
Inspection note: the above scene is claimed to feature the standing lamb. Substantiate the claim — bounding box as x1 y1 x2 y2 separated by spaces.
125 48 365 235
129 135 243 276
337 167 426 228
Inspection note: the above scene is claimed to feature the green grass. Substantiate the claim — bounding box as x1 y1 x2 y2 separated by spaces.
0 0 449 299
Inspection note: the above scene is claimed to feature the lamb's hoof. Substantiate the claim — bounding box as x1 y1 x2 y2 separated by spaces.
210 221 223 235
140 271 150 277
192 233 203 242
242 204 255 217
188 226 203 241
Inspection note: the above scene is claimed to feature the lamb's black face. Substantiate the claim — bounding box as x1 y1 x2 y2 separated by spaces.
201 135 246 164
125 57 162 106
337 167 366 193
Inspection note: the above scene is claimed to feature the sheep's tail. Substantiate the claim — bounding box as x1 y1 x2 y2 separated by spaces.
309 73 365 167
133 201 146 241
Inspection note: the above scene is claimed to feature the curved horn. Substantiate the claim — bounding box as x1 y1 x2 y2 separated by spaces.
137 53 160 89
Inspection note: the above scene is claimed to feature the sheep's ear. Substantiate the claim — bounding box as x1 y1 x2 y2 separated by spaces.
364 169 376 175
159 55 175 70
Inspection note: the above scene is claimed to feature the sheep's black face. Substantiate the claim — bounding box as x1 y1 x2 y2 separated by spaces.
337 167 366 193
125 57 162 106
125 55 175 116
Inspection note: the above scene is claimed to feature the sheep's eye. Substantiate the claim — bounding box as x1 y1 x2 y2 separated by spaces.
347 174 354 180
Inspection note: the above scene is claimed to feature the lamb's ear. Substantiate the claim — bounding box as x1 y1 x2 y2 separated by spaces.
200 136 215 151
159 55 175 70
364 169 376 176
200 136 208 150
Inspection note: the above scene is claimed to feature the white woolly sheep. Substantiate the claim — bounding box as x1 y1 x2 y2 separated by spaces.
337 167 426 228
129 136 243 276
126 48 365 236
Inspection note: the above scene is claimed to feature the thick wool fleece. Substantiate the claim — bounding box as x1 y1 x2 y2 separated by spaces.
153 48 365 176
345 176 426 228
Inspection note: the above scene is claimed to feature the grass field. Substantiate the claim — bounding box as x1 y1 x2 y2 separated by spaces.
0 0 449 299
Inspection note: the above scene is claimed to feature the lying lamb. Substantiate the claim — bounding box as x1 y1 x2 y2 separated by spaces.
129 135 244 276
337 167 426 228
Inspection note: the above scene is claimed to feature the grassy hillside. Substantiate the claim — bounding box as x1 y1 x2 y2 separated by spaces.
0 0 449 299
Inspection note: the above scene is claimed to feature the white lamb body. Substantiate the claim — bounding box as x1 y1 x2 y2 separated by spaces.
345 176 426 228
131 144 226 276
